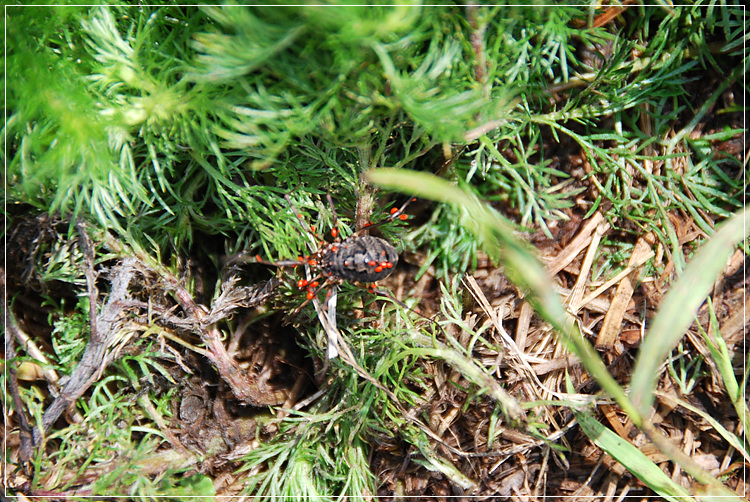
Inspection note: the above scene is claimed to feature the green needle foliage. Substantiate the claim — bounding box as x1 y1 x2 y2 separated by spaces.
4 2 746 499
6 4 744 256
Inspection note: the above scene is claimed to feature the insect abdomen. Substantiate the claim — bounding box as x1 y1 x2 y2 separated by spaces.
322 235 398 282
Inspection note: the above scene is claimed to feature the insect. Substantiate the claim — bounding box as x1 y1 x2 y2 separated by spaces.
245 192 416 361
254 193 414 311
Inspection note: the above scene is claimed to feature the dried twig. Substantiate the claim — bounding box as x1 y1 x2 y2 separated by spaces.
3 268 35 461
34 257 138 443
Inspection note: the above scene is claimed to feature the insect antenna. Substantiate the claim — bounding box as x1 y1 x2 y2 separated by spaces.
325 192 342 240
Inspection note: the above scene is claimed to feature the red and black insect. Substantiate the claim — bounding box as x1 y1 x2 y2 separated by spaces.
254 193 414 310
320 234 398 283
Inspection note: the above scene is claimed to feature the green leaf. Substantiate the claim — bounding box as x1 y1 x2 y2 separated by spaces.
630 207 750 416
575 409 692 501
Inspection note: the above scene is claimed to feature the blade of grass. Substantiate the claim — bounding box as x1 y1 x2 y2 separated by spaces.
630 207 749 416
698 298 750 438
574 409 692 501
655 390 749 465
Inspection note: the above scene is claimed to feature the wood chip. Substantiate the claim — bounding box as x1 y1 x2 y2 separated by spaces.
545 212 606 277
595 234 654 349
567 218 610 314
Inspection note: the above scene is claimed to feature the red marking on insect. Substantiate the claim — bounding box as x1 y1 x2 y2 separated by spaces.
375 266 384 273
368 260 377 267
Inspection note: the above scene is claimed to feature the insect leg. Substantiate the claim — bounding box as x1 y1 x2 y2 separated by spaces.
288 275 333 316
254 256 308 267
354 197 417 236
388 197 417 221
224 251 306 269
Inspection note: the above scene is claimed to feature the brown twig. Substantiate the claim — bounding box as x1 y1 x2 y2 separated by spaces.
35 257 137 443
3 267 36 462
164 273 288 406
75 220 99 346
